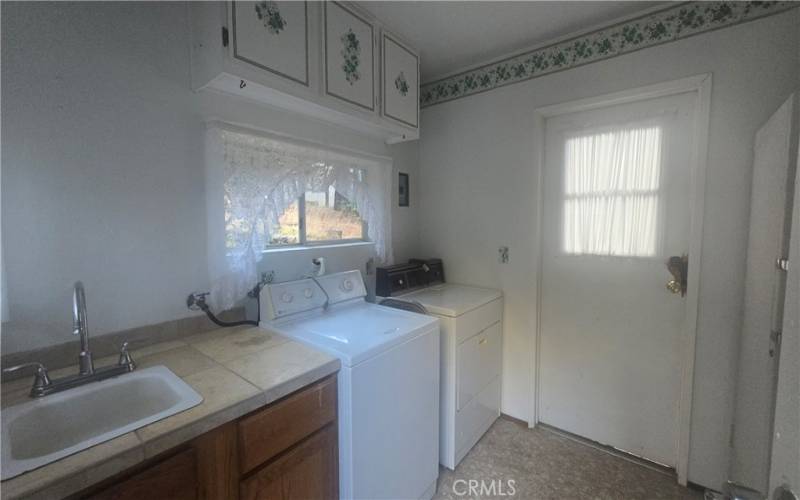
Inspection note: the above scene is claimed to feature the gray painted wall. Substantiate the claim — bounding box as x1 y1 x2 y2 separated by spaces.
416 10 799 490
1 1 419 354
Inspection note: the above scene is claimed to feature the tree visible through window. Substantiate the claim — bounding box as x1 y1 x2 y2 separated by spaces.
270 187 366 246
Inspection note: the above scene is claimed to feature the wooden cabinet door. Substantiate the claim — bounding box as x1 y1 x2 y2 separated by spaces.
240 425 338 500
239 376 336 474
85 448 198 500
194 421 240 500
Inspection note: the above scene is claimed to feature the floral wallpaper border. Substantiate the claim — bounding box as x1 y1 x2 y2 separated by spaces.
420 1 797 108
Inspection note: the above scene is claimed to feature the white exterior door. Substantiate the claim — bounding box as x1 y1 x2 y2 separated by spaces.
539 91 697 467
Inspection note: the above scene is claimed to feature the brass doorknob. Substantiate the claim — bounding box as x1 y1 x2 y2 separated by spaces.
666 279 681 294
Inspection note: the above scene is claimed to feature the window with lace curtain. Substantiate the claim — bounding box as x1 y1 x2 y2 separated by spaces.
206 124 393 310
562 124 663 257
262 173 367 247
226 165 369 249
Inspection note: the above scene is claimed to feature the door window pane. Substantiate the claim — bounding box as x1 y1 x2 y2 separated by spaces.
563 125 662 257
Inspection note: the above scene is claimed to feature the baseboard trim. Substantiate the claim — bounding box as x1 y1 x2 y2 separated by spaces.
499 413 529 426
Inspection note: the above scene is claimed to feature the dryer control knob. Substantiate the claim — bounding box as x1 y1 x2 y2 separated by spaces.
341 279 354 292
280 292 293 303
303 288 314 299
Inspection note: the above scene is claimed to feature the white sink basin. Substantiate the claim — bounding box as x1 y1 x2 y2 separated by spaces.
1 365 203 480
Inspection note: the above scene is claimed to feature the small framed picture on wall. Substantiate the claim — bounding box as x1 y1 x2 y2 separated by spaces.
399 172 409 207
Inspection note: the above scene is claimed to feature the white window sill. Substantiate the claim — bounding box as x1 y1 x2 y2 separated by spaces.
261 241 375 254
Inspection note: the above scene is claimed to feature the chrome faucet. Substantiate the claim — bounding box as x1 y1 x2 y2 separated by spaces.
73 281 94 375
2 282 136 398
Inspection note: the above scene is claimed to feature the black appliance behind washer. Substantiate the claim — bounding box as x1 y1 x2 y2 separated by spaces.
375 258 445 297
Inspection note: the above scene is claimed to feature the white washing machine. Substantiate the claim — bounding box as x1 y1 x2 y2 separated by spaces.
377 260 503 469
260 270 440 500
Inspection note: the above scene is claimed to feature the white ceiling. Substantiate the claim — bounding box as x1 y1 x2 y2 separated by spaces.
358 1 668 82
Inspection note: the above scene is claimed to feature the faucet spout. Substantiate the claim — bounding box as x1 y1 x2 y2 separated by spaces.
72 281 94 375
8 282 136 398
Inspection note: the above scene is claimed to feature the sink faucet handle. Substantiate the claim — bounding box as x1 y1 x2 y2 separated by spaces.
3 362 52 395
118 342 136 371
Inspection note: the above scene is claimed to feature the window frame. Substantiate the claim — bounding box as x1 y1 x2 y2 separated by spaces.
267 192 369 250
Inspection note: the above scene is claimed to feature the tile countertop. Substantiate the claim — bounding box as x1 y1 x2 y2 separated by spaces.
0 326 340 500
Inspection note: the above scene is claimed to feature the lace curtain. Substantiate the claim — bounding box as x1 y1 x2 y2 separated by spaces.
205 124 393 310
563 124 663 257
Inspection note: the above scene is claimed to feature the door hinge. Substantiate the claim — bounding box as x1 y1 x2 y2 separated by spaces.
770 330 782 358
222 27 229 47
777 257 789 272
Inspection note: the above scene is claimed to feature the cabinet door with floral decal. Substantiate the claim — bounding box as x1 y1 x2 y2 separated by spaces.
232 1 309 86
381 32 418 129
323 2 375 112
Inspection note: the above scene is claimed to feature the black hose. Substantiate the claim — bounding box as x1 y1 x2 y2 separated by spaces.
197 300 258 327
189 281 267 328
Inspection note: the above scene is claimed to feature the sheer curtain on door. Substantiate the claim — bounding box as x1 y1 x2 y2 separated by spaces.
562 123 663 258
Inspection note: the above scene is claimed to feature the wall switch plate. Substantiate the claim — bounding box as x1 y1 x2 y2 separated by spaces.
498 246 509 264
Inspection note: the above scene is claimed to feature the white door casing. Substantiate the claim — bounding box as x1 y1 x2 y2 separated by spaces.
768 96 800 500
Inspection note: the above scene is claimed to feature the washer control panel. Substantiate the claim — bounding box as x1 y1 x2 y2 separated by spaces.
262 270 367 320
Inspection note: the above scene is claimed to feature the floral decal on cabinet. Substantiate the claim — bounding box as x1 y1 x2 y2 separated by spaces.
394 71 409 96
255 1 287 35
420 1 796 108
340 29 361 85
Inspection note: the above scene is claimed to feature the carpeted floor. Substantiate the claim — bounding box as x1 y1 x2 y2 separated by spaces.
433 418 704 500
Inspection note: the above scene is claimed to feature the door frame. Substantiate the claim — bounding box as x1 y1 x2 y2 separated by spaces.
529 74 712 486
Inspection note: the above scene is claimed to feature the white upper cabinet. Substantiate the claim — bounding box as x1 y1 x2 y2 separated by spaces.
231 1 311 87
381 31 419 129
323 2 376 112
190 1 418 143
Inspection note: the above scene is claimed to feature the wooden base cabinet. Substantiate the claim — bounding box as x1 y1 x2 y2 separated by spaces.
240 425 337 500
85 448 199 500
78 376 338 500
